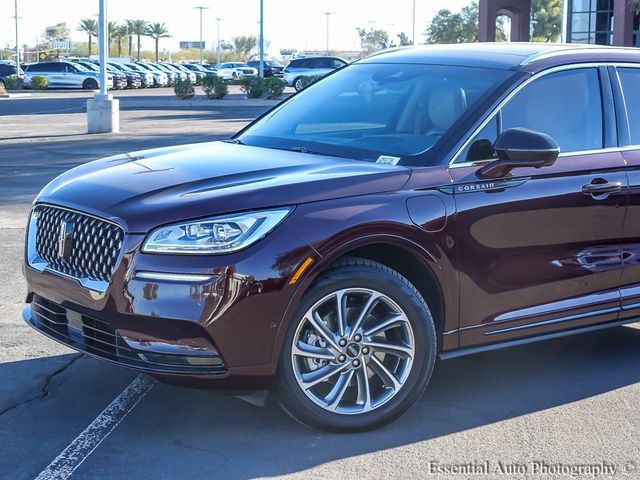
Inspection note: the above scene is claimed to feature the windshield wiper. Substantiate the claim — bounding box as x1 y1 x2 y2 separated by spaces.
223 138 244 145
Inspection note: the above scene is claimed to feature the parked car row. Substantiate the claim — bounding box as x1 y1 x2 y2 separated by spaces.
10 55 347 91
22 61 113 90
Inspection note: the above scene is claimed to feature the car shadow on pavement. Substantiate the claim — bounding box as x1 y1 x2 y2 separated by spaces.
60 323 640 479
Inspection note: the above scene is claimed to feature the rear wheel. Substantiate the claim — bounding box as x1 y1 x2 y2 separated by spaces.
293 76 304 91
276 257 436 432
83 78 98 90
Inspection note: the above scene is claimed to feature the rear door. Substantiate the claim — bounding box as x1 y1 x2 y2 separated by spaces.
450 66 627 347
611 66 640 319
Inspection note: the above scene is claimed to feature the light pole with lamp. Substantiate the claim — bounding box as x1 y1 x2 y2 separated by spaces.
323 12 334 56
215 17 222 65
194 6 209 64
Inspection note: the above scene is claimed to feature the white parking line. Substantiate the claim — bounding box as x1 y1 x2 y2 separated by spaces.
34 374 156 480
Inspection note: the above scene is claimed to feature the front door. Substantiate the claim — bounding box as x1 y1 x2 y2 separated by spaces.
450 66 627 347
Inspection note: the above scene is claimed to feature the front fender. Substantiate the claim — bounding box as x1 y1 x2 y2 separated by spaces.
268 191 459 367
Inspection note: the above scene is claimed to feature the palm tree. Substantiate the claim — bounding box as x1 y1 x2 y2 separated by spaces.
146 23 171 62
124 20 135 57
114 25 127 57
129 20 148 61
77 19 98 56
107 21 119 56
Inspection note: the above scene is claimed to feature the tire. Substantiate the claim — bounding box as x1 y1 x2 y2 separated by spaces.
83 78 98 90
275 257 437 432
293 76 304 92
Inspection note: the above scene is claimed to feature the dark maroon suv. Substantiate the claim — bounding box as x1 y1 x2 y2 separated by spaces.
22 43 640 431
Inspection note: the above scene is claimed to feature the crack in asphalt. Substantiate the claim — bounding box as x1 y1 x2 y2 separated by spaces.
0 354 82 418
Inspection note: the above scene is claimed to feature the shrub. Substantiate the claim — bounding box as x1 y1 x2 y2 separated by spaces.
30 75 48 90
174 78 195 100
4 75 23 90
202 76 228 99
299 75 321 89
263 77 285 99
239 76 264 98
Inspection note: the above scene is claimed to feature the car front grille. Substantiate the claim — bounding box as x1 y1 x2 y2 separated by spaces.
33 205 124 283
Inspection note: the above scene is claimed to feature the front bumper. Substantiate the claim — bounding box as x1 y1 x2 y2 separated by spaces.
23 295 226 376
22 210 317 383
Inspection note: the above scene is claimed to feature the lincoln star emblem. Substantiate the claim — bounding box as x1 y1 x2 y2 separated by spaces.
57 219 74 260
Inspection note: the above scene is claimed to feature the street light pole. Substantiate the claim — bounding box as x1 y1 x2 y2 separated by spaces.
194 6 209 64
14 0 19 72
324 12 334 56
98 0 107 96
87 0 119 133
259 0 264 77
215 17 222 65
412 0 416 45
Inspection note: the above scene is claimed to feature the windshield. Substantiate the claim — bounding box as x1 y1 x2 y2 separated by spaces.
70 62 90 72
238 63 511 163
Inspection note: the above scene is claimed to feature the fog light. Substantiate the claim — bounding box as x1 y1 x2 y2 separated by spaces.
142 352 224 367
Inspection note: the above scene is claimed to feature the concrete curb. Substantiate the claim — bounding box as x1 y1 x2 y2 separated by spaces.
0 92 32 99
119 97 286 108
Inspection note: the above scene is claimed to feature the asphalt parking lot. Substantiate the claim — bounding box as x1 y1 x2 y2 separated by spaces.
2 89 640 480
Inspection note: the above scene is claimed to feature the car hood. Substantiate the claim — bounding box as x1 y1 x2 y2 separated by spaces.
36 142 411 233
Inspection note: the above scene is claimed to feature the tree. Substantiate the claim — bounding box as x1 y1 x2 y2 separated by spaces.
356 28 390 54
232 36 257 60
147 23 171 62
124 20 136 58
44 23 70 42
114 25 127 57
397 32 413 46
531 0 562 42
424 2 505 44
129 20 148 61
107 21 119 56
78 19 98 56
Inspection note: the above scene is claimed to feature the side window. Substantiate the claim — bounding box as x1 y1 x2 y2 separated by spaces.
617 68 640 145
502 68 603 153
27 64 43 72
464 68 603 161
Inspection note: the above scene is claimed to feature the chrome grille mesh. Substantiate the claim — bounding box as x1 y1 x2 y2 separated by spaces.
34 205 124 283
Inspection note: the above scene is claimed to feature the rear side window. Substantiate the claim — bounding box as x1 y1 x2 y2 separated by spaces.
618 68 640 145
0 64 14 75
502 68 603 153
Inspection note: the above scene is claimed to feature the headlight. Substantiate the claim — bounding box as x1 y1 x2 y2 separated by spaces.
142 208 292 254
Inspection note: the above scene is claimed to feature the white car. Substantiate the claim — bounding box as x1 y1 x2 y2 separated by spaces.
213 62 258 80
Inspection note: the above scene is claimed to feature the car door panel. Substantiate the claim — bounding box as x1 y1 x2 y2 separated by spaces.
451 66 627 347
614 67 640 320
451 154 627 346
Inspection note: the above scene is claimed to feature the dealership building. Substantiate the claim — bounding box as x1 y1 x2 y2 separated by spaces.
479 0 639 47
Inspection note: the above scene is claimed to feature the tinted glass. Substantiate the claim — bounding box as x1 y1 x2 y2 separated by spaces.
0 65 14 75
618 68 640 145
501 68 603 153
239 63 511 163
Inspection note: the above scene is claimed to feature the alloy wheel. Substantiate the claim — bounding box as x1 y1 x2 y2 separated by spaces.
290 288 415 415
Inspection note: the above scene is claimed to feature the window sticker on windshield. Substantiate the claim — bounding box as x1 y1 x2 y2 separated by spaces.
376 155 401 165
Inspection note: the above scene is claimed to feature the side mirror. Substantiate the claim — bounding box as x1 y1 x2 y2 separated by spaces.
478 128 559 178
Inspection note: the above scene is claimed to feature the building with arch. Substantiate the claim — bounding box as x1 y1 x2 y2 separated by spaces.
478 0 639 47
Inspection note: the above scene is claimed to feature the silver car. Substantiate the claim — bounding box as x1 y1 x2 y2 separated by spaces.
24 61 113 90
283 56 347 91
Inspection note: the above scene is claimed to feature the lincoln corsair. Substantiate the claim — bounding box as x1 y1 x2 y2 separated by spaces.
22 43 640 431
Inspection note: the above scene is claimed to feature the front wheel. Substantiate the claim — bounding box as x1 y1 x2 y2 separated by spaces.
276 257 436 432
83 78 98 90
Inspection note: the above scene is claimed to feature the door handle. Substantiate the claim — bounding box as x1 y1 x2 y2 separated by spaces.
582 180 622 195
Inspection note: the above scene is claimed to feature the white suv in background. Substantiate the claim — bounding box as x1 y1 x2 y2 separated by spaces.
283 56 348 91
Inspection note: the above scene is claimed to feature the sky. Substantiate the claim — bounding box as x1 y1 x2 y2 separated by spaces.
0 0 470 56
